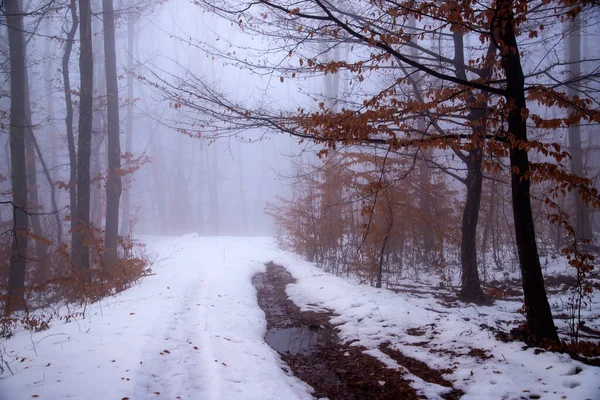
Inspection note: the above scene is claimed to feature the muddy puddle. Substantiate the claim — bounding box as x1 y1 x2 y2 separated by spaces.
253 262 423 399
265 325 334 355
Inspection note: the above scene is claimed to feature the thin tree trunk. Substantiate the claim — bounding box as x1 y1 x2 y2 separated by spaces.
75 0 94 273
417 153 435 260
120 13 136 236
566 15 592 244
43 33 57 177
174 136 191 234
407 17 435 261
30 131 62 246
236 141 248 234
102 0 122 266
24 71 47 273
6 0 29 312
63 0 78 261
151 135 169 233
481 176 497 275
452 31 493 304
376 200 393 289
25 119 44 257
209 144 220 235
43 40 62 246
495 0 558 343
91 132 104 228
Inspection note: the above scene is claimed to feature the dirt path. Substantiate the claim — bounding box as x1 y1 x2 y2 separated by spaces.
253 263 464 399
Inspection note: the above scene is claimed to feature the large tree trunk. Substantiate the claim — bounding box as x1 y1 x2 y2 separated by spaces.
75 0 94 273
452 31 493 304
102 0 122 266
496 0 558 343
62 0 79 261
6 0 29 312
459 152 487 303
120 13 136 236
566 15 592 244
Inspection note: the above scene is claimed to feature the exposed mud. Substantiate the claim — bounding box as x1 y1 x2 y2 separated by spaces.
253 262 464 399
380 343 464 399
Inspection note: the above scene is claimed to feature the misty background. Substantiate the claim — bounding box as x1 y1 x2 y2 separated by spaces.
0 0 331 237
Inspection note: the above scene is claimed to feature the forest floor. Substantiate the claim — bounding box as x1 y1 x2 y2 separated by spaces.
0 236 599 399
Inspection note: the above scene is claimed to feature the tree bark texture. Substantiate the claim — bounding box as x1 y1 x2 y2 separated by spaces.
120 12 136 236
102 0 123 266
6 0 29 312
24 71 47 273
496 0 558 342
63 0 79 261
75 0 93 273
452 30 494 304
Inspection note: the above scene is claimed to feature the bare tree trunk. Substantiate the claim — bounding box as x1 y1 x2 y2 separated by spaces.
91 132 104 228
209 144 220 235
75 0 94 273
62 0 78 261
43 38 63 246
24 71 47 273
495 0 558 342
29 131 62 246
236 141 248 234
566 15 592 244
43 34 57 178
102 0 122 266
197 144 207 234
173 136 191 234
481 175 498 275
417 152 435 260
6 0 29 312
459 150 486 303
120 12 136 236
376 200 393 289
452 31 494 304
151 135 169 233
407 17 435 263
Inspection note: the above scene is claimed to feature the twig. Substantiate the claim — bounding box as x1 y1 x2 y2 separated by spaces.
0 345 14 375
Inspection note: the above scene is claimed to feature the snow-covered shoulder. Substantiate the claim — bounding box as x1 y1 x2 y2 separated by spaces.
274 252 600 400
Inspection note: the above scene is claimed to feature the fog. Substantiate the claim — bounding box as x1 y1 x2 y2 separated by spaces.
2 0 600 280
1 0 327 237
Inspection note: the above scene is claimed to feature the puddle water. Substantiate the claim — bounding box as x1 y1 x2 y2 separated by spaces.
265 326 331 355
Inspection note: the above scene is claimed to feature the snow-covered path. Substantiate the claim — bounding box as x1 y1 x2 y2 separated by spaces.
1 235 599 400
0 236 312 400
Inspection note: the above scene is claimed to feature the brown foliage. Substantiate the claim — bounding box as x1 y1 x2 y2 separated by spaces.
0 225 151 336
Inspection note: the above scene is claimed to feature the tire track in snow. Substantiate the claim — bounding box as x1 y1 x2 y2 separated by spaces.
131 265 220 399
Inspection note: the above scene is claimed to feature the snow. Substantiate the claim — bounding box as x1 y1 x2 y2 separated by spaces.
0 236 312 400
1 235 599 400
274 252 600 400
